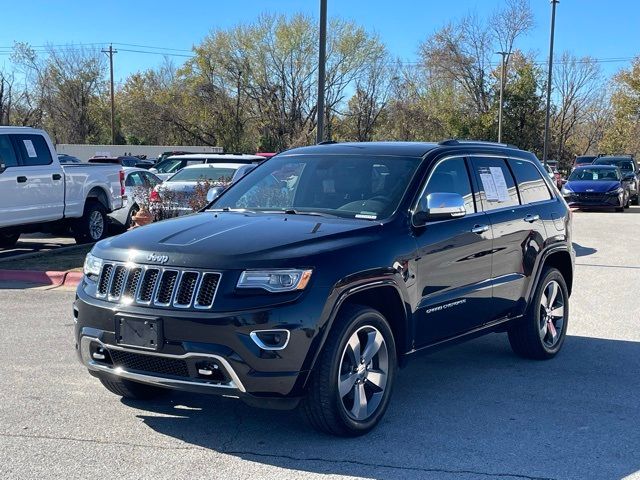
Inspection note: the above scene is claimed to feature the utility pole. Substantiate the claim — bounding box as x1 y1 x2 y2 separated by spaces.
542 0 559 166
316 0 327 144
497 51 510 144
102 44 117 145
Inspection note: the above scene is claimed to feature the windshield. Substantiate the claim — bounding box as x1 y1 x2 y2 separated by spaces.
593 158 634 173
569 168 620 181
211 154 421 219
154 158 184 173
169 167 237 183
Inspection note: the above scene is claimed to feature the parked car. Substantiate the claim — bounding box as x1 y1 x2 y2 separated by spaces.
561 165 631 211
592 155 639 204
150 154 265 181
543 163 563 189
573 155 596 171
151 163 248 215
58 153 83 164
75 140 574 436
89 156 155 170
108 167 163 229
0 127 125 247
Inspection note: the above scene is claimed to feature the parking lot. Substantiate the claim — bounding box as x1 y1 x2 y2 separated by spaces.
0 208 639 480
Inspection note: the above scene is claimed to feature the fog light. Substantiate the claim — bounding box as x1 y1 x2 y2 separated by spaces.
92 347 106 360
250 329 290 351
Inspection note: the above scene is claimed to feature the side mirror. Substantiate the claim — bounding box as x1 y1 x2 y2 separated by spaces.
413 192 466 226
206 187 221 203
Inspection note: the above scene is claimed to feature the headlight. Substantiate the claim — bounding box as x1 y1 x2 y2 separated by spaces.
237 269 312 292
606 187 624 195
83 252 103 278
561 186 573 196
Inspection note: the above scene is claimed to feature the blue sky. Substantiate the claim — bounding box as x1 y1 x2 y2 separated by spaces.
0 0 637 82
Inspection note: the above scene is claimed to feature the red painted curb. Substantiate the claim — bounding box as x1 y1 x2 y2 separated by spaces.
0 269 83 287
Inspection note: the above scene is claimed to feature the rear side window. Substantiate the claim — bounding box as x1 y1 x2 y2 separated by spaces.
125 172 146 187
470 157 519 211
508 159 553 204
0 135 19 168
13 134 53 166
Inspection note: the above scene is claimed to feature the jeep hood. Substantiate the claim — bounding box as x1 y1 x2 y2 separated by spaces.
94 211 382 269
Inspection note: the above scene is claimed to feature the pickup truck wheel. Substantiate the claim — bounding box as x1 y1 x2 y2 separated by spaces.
99 376 167 400
126 204 139 229
0 233 20 249
73 201 108 244
302 305 397 436
508 267 569 360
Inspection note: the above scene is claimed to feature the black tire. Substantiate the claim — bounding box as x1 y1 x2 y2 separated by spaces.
126 204 140 229
99 376 167 400
624 195 630 209
0 232 20 249
302 304 397 436
634 195 640 206
615 206 624 212
508 267 569 360
73 200 108 244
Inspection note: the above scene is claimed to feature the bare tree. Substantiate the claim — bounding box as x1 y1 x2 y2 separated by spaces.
552 52 602 163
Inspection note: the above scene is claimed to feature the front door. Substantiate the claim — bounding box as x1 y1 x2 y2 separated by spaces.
0 135 23 227
413 156 494 346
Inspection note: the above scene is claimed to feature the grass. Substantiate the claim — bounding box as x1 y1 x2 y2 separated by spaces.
0 244 93 272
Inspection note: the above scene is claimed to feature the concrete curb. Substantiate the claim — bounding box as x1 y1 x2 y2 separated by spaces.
0 269 83 287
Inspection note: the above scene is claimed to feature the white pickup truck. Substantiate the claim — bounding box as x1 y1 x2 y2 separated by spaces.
0 127 125 248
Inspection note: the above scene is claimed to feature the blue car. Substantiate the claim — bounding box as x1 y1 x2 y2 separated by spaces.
561 165 631 211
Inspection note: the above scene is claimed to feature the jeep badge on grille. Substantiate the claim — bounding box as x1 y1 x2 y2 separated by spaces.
146 253 169 264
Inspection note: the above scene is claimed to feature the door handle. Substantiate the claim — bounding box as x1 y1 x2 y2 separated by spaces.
52 173 62 180
17 176 27 183
471 224 489 234
523 214 540 223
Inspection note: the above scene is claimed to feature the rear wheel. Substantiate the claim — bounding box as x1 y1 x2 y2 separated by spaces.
73 201 108 244
0 232 20 249
302 305 397 436
99 376 167 400
508 267 569 360
126 204 140 229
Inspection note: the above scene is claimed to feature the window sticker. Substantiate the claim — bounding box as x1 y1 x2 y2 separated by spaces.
23 140 37 158
592 173 599 180
355 213 377 220
480 167 510 202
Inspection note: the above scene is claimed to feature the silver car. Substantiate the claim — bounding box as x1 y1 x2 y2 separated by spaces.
108 167 162 229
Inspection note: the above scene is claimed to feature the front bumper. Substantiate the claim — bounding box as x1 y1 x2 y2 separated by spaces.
73 283 328 406
564 193 622 208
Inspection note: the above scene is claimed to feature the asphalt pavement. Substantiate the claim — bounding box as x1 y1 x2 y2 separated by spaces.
0 233 76 261
0 208 639 480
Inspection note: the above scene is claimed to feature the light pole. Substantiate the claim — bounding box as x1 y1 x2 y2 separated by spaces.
542 0 559 166
316 0 327 144
497 51 510 144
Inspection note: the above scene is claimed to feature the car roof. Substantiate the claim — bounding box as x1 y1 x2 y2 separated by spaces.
280 140 526 158
166 153 266 161
122 166 155 174
180 162 246 170
575 164 617 169
594 157 635 162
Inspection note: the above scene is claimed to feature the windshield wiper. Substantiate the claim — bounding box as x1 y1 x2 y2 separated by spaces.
280 209 339 218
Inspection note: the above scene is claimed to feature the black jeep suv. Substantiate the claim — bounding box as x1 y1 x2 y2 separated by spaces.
75 140 574 436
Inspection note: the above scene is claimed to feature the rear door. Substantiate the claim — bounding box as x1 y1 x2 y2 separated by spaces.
413 156 494 346
0 135 23 227
469 156 548 320
11 133 65 224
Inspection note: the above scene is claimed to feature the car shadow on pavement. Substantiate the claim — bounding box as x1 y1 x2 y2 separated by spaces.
125 334 640 480
572 242 597 257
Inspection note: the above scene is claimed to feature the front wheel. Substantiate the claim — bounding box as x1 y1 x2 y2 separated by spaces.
302 305 397 436
508 268 569 360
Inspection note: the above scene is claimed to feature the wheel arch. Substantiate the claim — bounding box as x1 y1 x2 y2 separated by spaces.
86 186 111 212
529 247 574 302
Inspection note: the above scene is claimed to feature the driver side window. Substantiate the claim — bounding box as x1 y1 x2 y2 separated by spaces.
421 158 475 214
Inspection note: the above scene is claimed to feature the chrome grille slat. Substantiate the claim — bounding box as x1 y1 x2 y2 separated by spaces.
95 263 220 309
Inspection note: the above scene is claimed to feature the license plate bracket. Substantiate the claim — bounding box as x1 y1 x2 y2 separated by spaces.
115 315 162 350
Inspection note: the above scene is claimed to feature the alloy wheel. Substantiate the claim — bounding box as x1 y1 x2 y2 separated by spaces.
539 280 565 348
338 325 389 421
89 211 105 240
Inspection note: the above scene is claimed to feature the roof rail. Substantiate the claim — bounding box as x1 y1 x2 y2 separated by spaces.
438 139 520 149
